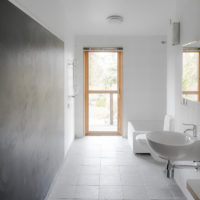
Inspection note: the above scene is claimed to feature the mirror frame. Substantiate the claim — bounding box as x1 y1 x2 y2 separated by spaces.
182 41 200 103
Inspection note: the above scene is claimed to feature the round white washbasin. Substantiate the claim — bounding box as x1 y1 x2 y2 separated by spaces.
146 131 200 161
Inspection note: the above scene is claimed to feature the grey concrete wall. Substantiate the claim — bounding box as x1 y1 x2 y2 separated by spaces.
0 0 64 199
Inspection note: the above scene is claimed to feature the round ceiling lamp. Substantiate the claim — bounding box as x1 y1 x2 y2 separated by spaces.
106 15 124 24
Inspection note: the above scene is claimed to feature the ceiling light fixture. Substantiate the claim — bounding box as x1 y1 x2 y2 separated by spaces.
106 15 124 24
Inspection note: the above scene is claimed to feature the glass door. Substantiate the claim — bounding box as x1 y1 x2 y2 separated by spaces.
84 51 123 135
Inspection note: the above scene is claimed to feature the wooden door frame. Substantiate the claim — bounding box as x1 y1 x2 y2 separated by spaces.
84 50 123 136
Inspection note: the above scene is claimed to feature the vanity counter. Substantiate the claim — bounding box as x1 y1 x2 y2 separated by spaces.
187 179 200 200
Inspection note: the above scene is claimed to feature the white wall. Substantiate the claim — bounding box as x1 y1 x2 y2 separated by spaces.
74 35 167 137
64 35 75 155
167 0 200 199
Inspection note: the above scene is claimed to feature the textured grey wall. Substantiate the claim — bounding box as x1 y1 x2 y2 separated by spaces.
0 0 64 199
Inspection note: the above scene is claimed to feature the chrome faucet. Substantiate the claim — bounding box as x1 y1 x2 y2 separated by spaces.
183 123 197 137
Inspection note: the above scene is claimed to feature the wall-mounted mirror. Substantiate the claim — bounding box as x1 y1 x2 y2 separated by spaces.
182 41 200 102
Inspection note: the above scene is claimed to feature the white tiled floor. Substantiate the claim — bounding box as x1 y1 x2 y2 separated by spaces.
47 136 187 200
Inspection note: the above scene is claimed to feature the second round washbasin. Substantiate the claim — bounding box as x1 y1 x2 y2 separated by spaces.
146 131 200 161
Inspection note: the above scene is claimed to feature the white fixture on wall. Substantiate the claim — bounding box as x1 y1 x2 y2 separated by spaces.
172 22 180 46
67 59 79 98
181 98 187 105
106 15 124 24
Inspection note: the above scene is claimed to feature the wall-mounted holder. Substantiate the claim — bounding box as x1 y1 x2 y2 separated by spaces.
172 22 180 46
67 58 79 99
181 98 188 105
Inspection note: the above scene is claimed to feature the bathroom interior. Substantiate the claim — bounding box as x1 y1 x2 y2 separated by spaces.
1 0 200 199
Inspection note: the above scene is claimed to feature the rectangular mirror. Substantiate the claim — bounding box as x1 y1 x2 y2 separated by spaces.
182 41 200 102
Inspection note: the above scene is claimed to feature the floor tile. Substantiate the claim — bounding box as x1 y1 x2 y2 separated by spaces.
99 186 123 199
100 175 121 186
101 158 119 166
122 186 149 199
142 175 170 187
74 186 99 199
81 158 101 166
57 173 78 186
47 136 187 200
169 184 187 199
121 174 144 186
101 165 120 175
48 185 75 199
78 165 100 175
77 174 100 186
146 186 174 199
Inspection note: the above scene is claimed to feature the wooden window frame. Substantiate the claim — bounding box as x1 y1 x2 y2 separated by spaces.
84 50 123 136
182 51 200 101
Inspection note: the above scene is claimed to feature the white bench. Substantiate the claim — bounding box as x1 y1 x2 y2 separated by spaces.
128 115 173 154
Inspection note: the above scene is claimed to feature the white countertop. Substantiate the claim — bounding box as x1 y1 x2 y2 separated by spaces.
187 179 200 200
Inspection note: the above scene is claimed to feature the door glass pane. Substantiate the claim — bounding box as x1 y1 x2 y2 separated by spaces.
89 52 118 91
182 52 199 91
89 93 118 132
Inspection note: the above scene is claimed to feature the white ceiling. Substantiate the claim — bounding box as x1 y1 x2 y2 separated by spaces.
10 0 175 39
9 0 65 39
64 0 174 36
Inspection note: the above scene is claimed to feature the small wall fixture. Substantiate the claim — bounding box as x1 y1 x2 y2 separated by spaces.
172 22 180 46
106 15 124 24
